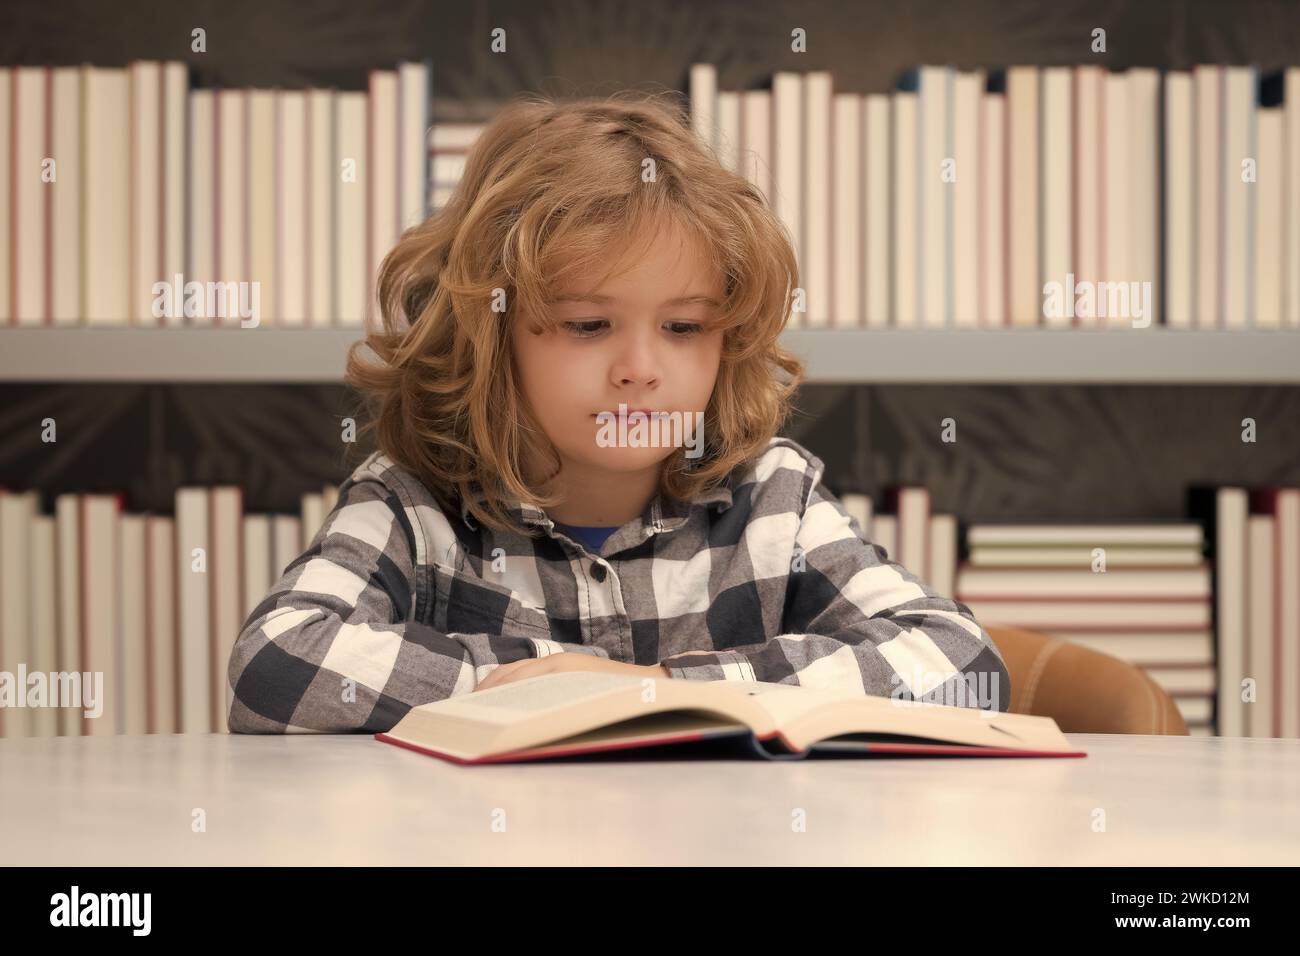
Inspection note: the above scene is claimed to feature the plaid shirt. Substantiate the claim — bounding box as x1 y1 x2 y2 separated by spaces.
227 437 1010 733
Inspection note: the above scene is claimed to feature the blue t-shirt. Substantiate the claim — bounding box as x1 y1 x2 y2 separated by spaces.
551 521 620 554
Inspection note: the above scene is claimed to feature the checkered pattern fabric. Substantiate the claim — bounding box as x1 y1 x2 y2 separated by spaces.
228 437 1010 732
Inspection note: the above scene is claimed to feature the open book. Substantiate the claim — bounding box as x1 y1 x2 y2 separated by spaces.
375 672 1086 763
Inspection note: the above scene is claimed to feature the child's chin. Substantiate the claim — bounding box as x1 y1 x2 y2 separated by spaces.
586 446 679 468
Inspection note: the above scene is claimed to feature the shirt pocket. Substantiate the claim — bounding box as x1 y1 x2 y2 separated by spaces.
428 563 551 639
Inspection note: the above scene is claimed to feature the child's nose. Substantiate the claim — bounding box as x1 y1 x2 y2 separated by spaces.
610 334 663 385
612 361 661 387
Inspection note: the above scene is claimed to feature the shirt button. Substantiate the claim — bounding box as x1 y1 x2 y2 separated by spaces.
590 561 607 582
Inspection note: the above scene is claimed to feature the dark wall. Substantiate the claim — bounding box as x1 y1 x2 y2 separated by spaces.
2 382 1297 522
4 0 1300 90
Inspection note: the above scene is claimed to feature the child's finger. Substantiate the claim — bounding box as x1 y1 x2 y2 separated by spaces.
475 658 532 690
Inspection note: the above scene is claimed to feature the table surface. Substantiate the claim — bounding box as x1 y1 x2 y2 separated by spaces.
2 732 1297 865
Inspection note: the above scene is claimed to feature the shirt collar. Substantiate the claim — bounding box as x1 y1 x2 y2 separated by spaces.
459 479 733 533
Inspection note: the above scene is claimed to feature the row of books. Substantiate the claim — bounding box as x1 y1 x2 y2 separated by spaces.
691 62 1300 330
6 58 1300 333
0 60 429 328
1195 487 1300 739
837 486 1298 738
958 519 1215 735
840 490 1215 734
2 479 1293 738
0 484 338 737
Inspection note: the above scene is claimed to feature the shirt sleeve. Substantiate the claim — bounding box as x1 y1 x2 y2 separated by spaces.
226 477 609 734
657 479 1011 712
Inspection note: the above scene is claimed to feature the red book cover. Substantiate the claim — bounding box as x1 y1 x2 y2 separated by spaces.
376 724 1087 764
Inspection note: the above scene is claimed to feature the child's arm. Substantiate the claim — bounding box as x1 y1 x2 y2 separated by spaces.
658 480 1011 711
226 477 610 733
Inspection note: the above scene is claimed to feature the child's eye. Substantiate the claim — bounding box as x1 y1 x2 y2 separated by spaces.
562 320 608 337
666 322 705 337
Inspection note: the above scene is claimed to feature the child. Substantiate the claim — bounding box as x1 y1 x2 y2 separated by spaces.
227 92 1010 733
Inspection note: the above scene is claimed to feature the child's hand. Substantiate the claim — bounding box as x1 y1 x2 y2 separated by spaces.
474 654 669 692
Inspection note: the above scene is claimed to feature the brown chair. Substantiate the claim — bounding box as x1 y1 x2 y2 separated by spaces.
986 626 1189 735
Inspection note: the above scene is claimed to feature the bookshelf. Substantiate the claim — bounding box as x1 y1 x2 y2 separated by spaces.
2 327 1299 383
4 0 1300 742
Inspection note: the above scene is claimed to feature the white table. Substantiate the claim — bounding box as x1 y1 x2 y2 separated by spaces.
2 732 1297 865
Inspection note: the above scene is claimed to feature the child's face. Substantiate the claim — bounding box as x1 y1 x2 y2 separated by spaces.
511 221 725 487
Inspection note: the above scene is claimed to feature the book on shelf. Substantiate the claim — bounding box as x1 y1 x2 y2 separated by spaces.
5 59 1300 332
1195 485 1300 740
0 59 430 330
958 495 1300 741
684 61 1300 331
955 565 1212 599
429 121 480 212
375 670 1085 764
958 517 1217 734
0 482 338 739
1187 488 1278 737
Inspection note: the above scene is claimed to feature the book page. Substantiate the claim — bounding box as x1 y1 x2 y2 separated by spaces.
738 682 1076 752
740 680 887 725
393 671 775 759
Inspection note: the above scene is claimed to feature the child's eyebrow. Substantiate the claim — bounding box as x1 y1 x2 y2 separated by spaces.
550 293 721 308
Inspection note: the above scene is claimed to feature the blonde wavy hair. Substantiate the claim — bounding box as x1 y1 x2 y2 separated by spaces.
345 89 805 537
